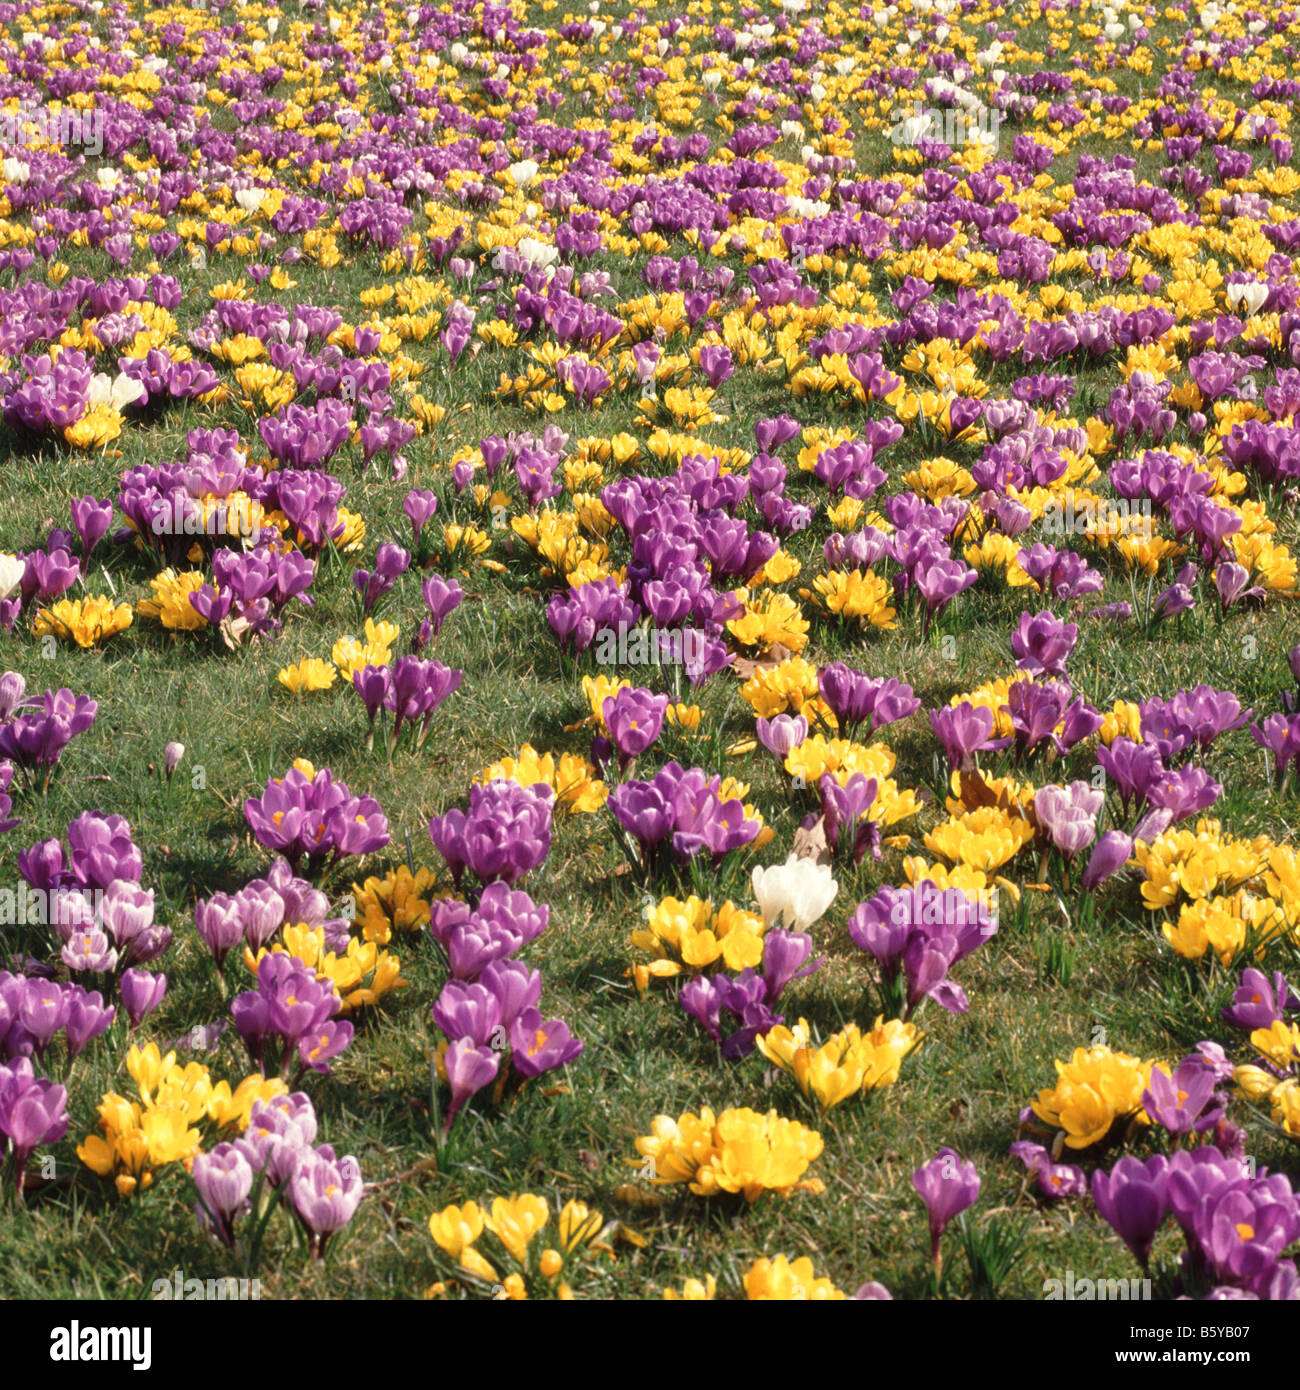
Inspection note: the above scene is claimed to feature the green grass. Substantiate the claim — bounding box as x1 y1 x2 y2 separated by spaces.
1 0 1299 1303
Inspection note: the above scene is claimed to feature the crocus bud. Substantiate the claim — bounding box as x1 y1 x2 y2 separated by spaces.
120 968 167 1026
0 670 25 720
164 741 184 783
1080 830 1133 890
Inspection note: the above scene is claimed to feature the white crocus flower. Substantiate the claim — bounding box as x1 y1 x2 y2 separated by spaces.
751 856 838 932
508 159 540 189
0 554 24 601
515 236 559 269
87 373 145 410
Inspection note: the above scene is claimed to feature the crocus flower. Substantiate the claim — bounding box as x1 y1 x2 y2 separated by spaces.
756 714 808 758
403 488 439 542
120 969 166 1027
70 496 113 560
913 1148 980 1271
421 575 463 636
1033 781 1103 863
63 987 114 1060
761 930 821 1002
1142 1062 1222 1137
1222 968 1298 1032
288 1149 363 1255
1091 1155 1169 1269
1008 1141 1086 1200
192 1142 254 1247
751 856 838 932
163 742 184 785
1010 610 1077 677
443 1037 499 1132
603 687 669 771
509 1008 584 1078
1080 831 1133 890
0 1061 68 1194
929 702 995 771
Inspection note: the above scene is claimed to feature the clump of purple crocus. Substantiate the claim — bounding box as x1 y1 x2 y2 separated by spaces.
607 761 761 872
244 765 390 872
230 952 353 1082
678 928 820 1058
0 1054 68 1196
194 1092 362 1259
0 687 97 793
352 657 462 752
428 778 553 889
848 881 998 1020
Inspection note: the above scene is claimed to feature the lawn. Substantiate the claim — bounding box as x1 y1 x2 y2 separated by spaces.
0 0 1299 1304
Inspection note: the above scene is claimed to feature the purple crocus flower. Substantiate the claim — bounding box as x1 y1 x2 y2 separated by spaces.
756 714 807 758
442 1037 499 1132
353 542 411 615
0 1059 68 1194
421 575 463 636
433 980 504 1048
403 488 439 542
1033 782 1102 863
1142 1062 1222 1136
1091 1155 1169 1269
929 702 995 771
603 687 669 771
192 1142 254 1247
761 930 821 1002
1080 830 1133 890
70 497 113 561
63 986 114 1060
120 969 166 1027
287 1148 364 1255
1008 1140 1086 1200
1097 738 1165 816
819 772 881 864
1223 968 1298 1032
236 881 285 952
914 558 977 634
913 1148 980 1271
297 1018 355 1075
509 1008 583 1078
678 974 723 1042
1011 610 1077 677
